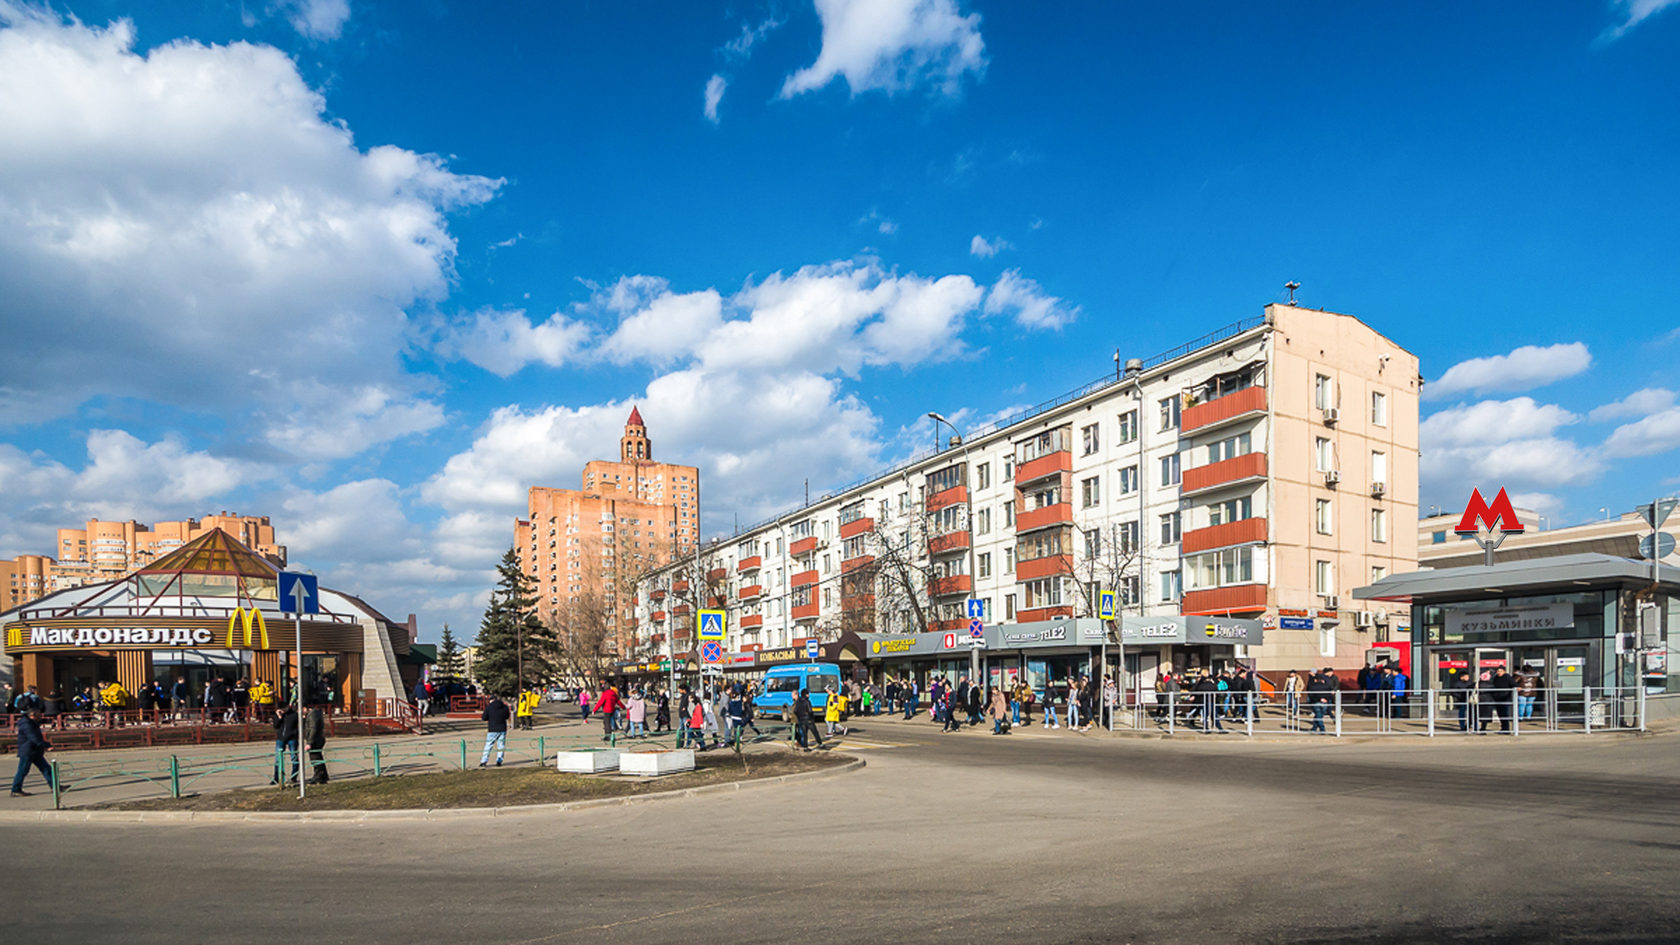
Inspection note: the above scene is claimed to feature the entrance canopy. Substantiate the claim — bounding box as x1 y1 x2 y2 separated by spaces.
1354 553 1680 603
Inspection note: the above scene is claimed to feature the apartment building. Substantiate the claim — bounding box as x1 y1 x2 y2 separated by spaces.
52 513 285 589
636 303 1420 673
514 408 698 657
0 554 55 612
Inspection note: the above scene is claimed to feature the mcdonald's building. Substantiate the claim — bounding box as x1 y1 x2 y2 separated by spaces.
0 529 410 708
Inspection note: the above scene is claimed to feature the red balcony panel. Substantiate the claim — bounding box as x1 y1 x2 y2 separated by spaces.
708 567 727 582
929 530 971 555
738 585 763 601
1015 554 1072 582
790 536 819 556
1017 502 1073 533
1181 452 1268 496
650 588 666 601
839 517 875 540
841 594 875 611
931 574 973 597
842 554 876 574
1181 584 1268 615
1182 385 1267 434
671 604 692 617
1015 450 1072 485
1180 517 1269 554
651 610 667 622
1017 605 1074 623
674 629 691 641
740 614 764 629
673 580 690 595
792 601 820 621
737 555 762 573
929 618 968 632
650 634 665 645
792 569 818 588
927 484 969 512
707 595 725 608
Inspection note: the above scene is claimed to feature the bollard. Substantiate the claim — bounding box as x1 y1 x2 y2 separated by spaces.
1245 693 1253 737
169 755 180 798
460 738 468 770
51 760 61 810
538 736 546 768
373 743 383 777
1427 689 1436 737
1333 691 1343 737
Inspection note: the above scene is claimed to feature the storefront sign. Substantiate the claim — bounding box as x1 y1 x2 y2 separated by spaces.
12 626 218 648
1280 617 1315 630
869 636 917 655
1001 625 1068 646
1443 603 1573 637
755 646 805 666
1118 615 1264 646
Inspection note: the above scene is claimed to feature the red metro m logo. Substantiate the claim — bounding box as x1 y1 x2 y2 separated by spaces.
1456 488 1525 564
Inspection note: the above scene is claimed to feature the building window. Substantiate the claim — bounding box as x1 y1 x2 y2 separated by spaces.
1320 626 1337 658
1081 422 1100 456
1314 374 1334 411
1371 451 1388 487
1117 410 1138 445
1315 437 1335 473
1083 528 1101 558
1005 593 1017 619
1431 530 1446 545
1081 476 1101 508
978 552 992 578
1017 428 1071 464
1315 560 1335 596
1185 547 1254 589
1315 499 1333 535
976 462 991 490
1119 575 1140 606
976 507 991 535
1159 396 1180 431
1023 577 1063 608
1159 453 1181 487
1371 508 1388 543
1207 432 1251 464
1159 511 1181 544
1004 502 1014 527
1371 391 1388 427
1003 457 1013 480
1160 569 1182 602
1208 496 1253 526
1371 565 1388 583
1118 521 1140 556
1005 546 1015 570
1118 465 1138 496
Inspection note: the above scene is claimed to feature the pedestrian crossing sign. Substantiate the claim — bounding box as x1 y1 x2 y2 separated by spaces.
698 609 727 641
1098 589 1117 620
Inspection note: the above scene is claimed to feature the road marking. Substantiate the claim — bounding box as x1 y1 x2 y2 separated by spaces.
829 739 906 750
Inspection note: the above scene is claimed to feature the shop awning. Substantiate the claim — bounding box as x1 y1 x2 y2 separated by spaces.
1354 552 1680 602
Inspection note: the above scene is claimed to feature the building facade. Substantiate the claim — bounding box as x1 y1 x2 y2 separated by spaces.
514 408 699 658
636 303 1420 674
1419 508 1672 570
52 512 285 590
0 554 55 613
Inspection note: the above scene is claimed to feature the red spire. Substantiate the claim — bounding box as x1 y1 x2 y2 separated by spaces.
627 405 644 427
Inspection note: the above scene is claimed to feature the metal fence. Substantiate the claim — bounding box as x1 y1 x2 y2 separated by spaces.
2 701 417 754
1111 687 1647 737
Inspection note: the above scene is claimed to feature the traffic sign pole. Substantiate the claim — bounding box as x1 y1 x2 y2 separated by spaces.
292 580 305 800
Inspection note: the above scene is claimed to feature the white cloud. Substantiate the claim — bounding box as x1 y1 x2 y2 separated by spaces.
704 73 727 122
1588 387 1676 422
264 383 445 461
437 308 591 376
273 0 351 41
0 7 500 433
969 233 1009 257
596 280 725 366
1421 397 1578 447
1422 437 1605 495
1598 0 1680 43
1604 407 1680 457
983 268 1078 330
780 0 987 98
1426 342 1592 400
723 15 783 59
859 208 897 234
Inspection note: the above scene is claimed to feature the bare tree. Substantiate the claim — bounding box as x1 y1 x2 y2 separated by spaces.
1063 517 1145 618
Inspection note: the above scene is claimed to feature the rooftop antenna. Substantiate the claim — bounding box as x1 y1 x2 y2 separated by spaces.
1114 348 1121 381
1285 281 1301 305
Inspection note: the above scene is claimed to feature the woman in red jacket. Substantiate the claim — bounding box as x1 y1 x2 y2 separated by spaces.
592 684 622 742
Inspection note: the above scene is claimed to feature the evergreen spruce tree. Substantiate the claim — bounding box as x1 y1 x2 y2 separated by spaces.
475 548 560 696
435 624 465 684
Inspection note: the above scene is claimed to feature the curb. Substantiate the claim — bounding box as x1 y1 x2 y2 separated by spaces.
0 755 865 824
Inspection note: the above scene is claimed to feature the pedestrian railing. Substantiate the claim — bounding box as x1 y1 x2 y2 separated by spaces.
1110 687 1646 737
2 703 413 753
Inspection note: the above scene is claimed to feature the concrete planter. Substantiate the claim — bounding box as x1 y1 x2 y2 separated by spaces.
555 748 621 773
618 749 696 776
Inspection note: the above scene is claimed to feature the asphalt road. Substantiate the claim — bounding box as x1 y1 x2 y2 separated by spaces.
5 717 1677 944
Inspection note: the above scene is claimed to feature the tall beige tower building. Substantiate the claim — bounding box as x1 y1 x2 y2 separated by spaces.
515 408 698 657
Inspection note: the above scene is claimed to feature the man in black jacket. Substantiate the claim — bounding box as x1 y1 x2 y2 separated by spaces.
1486 666 1516 733
1192 673 1224 732
793 690 822 750
11 707 54 797
480 695 510 766
271 704 300 784
303 706 329 784
1305 670 1334 733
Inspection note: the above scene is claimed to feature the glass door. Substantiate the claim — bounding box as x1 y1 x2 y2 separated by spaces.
1474 649 1512 732
1553 645 1588 728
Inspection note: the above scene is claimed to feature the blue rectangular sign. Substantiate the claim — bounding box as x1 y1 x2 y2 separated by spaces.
278 571 319 615
1280 617 1314 630
806 638 820 659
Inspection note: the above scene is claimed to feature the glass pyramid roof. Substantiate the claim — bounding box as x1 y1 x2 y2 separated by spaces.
137 528 281 579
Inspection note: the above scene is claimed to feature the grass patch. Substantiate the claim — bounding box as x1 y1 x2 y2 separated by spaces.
100 748 850 812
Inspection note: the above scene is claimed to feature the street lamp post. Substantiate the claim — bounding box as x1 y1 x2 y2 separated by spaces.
927 411 983 690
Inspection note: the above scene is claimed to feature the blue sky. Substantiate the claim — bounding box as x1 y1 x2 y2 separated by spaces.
0 0 1676 638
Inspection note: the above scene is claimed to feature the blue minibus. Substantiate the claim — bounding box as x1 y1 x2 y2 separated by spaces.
756 662 842 720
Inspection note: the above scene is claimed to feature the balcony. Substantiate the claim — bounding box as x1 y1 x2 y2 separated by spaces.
738 584 763 601
1181 452 1268 497
673 580 690 595
740 614 764 629
841 593 875 611
842 554 876 574
1015 450 1071 485
790 535 819 556
672 604 692 618
1182 385 1267 435
1180 517 1268 554
1181 583 1267 616
929 531 971 555
931 574 973 597
674 627 692 641
839 517 874 540
929 618 968 632
1018 605 1073 623
926 484 969 512
708 567 727 582
737 556 762 573
792 569 818 588
651 610 667 622
793 600 820 621
650 634 665 645
1016 554 1072 582
1017 502 1073 534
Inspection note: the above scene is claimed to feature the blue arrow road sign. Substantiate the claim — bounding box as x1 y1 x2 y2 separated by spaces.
278 572 319 615
806 638 820 659
967 598 984 619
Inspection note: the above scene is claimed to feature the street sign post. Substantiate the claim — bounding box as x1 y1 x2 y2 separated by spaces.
968 617 984 640
1636 497 1678 586
1097 589 1116 620
966 599 984 619
1639 534 1676 560
701 641 722 664
698 610 727 641
278 571 317 800
806 638 820 659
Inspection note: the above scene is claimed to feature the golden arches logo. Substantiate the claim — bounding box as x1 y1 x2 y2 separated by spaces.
226 608 270 649
5 625 21 648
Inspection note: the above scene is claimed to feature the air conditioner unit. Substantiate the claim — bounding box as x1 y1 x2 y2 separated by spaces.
1322 406 1340 425
1322 595 1339 610
1324 469 1341 487
1353 610 1374 628
1371 481 1386 497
